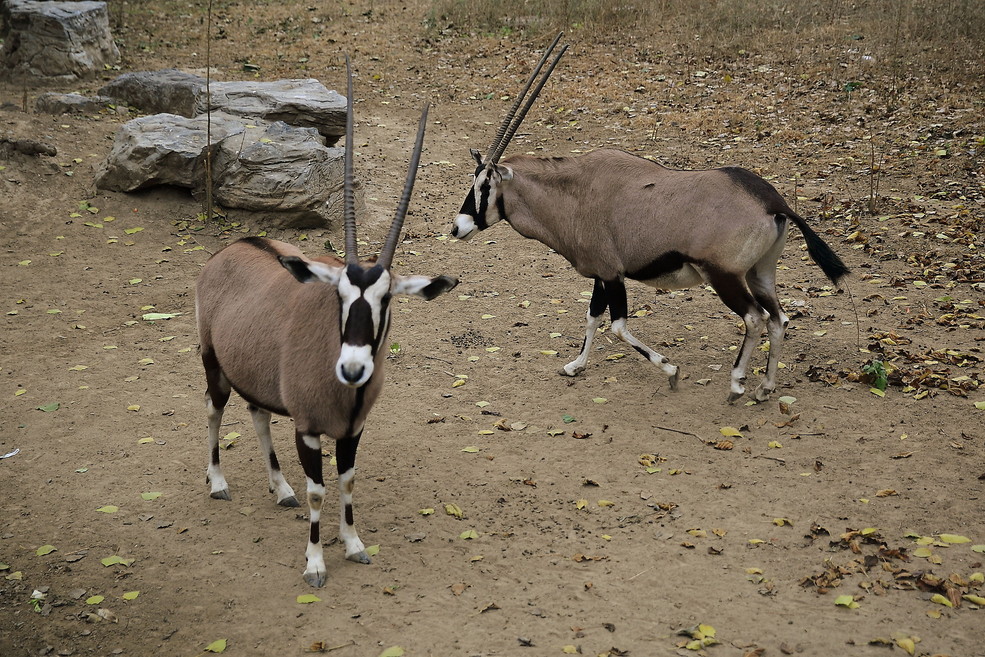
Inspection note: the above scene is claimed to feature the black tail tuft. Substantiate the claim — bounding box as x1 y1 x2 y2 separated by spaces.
785 213 849 285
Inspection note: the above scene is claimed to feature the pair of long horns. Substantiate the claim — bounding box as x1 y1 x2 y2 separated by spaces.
482 33 568 167
343 55 429 269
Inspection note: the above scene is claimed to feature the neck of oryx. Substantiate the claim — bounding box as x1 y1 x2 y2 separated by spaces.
501 163 586 266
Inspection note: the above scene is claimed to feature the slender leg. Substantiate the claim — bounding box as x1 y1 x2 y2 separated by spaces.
707 270 767 403
203 348 232 501
296 431 327 587
604 278 679 389
336 432 370 564
747 268 788 402
248 405 299 507
561 277 607 377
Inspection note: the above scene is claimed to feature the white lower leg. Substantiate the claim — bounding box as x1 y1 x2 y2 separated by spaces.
729 311 768 402
206 398 230 499
338 468 369 563
562 311 604 376
303 476 327 587
250 407 298 506
754 311 789 401
610 318 679 387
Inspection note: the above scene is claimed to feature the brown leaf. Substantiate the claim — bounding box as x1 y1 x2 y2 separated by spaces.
450 582 468 596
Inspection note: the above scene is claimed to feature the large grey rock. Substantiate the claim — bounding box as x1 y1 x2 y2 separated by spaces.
210 121 346 228
99 71 346 140
35 91 113 114
207 79 346 141
94 113 351 229
98 70 205 118
93 112 246 192
0 0 120 80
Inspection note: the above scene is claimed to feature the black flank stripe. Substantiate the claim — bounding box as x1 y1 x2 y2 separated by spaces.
626 251 695 281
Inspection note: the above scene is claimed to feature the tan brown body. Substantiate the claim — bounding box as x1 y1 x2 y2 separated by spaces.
196 238 384 438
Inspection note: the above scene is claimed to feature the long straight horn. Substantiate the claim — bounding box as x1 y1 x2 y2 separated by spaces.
482 32 563 166
343 55 358 265
490 43 567 164
378 104 430 270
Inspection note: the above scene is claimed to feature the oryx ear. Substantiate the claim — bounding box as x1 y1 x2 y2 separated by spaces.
495 164 514 182
470 148 483 166
392 274 459 301
279 256 344 285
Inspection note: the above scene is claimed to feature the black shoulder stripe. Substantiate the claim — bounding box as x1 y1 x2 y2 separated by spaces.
239 236 281 257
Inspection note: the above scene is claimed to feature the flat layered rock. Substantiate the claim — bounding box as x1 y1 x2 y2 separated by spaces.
99 71 346 141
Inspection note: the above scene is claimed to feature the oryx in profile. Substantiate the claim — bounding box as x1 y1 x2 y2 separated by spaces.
450 35 848 402
196 58 457 587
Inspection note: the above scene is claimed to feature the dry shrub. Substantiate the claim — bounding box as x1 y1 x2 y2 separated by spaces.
426 0 985 84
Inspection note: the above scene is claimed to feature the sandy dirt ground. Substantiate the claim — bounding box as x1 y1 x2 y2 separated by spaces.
1 2 983 656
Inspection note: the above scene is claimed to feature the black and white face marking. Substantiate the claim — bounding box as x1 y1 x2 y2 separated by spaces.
279 257 392 388
335 264 392 387
280 257 458 388
451 151 512 241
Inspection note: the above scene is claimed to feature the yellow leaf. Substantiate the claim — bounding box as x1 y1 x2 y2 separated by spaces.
452 379 466 388
86 595 105 605
768 440 782 449
122 590 140 600
963 594 985 605
773 518 792 527
896 638 916 655
540 350 558 355
562 646 578 654
930 593 953 607
204 639 227 653
913 547 933 558
575 499 588 510
938 533 971 544
444 503 464 519
969 572 984 584
597 500 614 507
127 405 141 411
834 594 860 609
719 426 742 437
418 508 434 515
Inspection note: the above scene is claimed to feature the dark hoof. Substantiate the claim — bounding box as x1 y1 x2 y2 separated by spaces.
668 371 679 391
303 571 327 588
347 551 372 565
726 391 743 404
278 496 301 508
210 489 232 501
